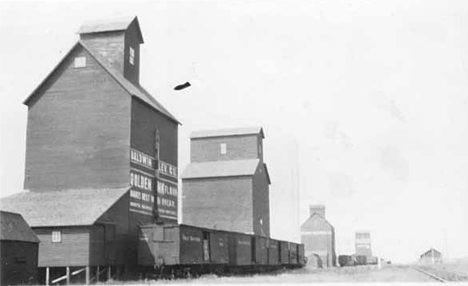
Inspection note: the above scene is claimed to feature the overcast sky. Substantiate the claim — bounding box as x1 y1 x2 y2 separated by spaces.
0 0 467 263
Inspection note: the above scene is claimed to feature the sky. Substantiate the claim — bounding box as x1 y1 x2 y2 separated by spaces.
0 0 467 263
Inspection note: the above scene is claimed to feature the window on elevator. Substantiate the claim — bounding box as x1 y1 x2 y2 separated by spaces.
220 143 227 155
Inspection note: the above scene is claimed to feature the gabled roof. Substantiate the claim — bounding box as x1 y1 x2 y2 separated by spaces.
0 188 129 227
300 212 334 231
78 16 144 43
23 41 180 124
0 211 39 243
263 163 271 184
181 159 260 179
190 127 264 139
421 248 441 257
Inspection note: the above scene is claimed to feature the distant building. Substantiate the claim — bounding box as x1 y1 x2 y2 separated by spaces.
355 231 372 257
300 205 336 268
0 211 39 285
420 248 442 264
181 127 271 236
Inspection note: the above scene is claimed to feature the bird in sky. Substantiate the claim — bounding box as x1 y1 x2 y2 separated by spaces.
174 81 191 91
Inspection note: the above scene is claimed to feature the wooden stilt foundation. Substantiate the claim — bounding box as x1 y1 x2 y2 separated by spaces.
85 266 90 285
107 266 112 280
45 267 50 286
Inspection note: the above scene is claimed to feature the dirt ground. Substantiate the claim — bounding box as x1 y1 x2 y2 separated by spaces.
105 265 439 284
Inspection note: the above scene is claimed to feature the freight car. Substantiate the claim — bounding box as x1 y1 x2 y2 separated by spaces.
138 224 305 277
338 255 357 267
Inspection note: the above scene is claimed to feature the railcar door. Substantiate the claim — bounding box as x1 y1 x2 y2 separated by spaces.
251 237 256 263
278 243 281 262
203 231 210 262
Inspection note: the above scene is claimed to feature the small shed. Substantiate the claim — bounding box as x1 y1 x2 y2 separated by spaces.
1 188 130 284
1 211 40 285
420 248 442 264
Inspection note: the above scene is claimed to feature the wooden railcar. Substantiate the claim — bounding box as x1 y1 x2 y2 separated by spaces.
267 239 279 265
298 244 306 265
138 224 305 276
228 232 252 266
289 242 299 265
252 236 268 265
279 241 290 265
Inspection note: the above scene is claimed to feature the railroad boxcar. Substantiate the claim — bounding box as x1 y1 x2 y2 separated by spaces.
338 255 356 267
354 255 367 265
298 244 306 265
279 241 290 264
139 224 213 267
289 242 299 265
138 223 307 275
227 232 252 266
267 239 279 265
252 236 268 265
209 231 229 264
367 256 378 265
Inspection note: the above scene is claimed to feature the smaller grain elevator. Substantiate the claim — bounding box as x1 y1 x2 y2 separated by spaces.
300 205 336 268
181 127 271 237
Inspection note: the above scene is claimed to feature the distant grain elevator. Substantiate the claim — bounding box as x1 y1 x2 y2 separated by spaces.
300 205 336 268
355 231 372 257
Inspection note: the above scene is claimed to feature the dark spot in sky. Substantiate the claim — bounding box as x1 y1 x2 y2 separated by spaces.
174 82 191 91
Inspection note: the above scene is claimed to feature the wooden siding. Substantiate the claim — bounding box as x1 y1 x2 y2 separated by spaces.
253 236 268 265
35 227 90 267
89 225 106 266
0 241 38 285
178 225 205 265
301 215 336 267
130 97 178 223
127 96 179 265
191 134 260 162
24 46 131 191
130 97 178 167
124 21 141 85
228 233 252 266
97 192 130 266
182 177 253 234
252 163 270 237
267 239 279 265
80 31 126 75
209 231 229 264
279 241 290 264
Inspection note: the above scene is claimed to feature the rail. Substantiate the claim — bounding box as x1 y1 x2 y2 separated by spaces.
412 266 447 283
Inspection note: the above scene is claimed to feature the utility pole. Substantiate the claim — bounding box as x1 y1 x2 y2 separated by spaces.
293 139 300 242
443 228 449 262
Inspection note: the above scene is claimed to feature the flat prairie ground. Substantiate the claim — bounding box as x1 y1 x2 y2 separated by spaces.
103 264 448 284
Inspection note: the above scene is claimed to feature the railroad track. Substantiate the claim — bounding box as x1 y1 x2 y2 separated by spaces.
413 265 468 282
